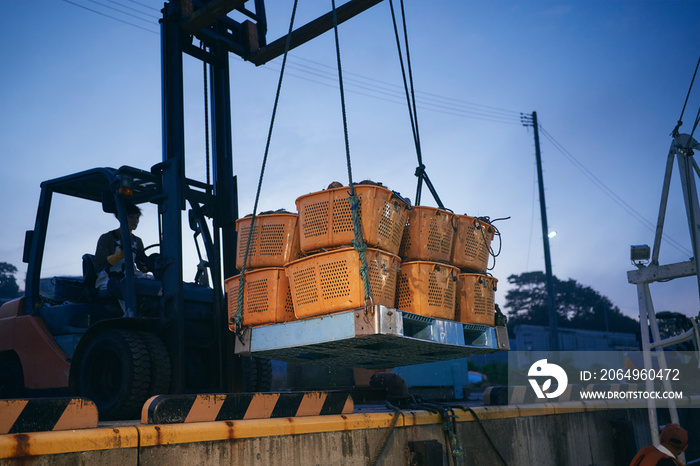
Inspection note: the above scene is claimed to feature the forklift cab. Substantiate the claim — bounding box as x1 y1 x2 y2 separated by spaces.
24 167 165 318
5 164 230 418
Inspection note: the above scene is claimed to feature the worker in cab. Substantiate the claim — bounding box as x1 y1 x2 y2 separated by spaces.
94 202 154 305
630 423 688 466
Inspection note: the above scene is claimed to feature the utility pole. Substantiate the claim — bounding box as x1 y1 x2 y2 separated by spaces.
521 111 559 351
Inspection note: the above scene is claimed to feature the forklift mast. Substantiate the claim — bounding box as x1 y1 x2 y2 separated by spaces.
158 0 383 392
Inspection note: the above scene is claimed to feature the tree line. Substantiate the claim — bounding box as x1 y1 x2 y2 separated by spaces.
0 262 21 300
504 271 639 335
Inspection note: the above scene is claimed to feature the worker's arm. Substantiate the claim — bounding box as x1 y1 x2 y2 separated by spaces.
95 231 119 271
134 236 150 272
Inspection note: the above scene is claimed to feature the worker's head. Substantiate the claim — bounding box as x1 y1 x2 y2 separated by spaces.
123 202 142 231
660 423 688 456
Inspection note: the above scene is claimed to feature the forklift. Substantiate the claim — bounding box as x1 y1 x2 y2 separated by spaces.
0 0 386 420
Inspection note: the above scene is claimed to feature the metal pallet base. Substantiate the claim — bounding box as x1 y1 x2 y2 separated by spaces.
235 306 510 369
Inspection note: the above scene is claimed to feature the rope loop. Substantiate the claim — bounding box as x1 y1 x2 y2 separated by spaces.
348 193 372 301
331 0 373 306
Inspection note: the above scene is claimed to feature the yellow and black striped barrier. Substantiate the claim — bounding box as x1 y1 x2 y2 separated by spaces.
0 398 98 434
142 391 354 424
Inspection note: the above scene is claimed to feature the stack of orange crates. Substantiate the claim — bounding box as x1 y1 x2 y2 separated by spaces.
396 208 499 326
396 206 459 320
451 215 498 326
287 183 410 318
225 212 301 328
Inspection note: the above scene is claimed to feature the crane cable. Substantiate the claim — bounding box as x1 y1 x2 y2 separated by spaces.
331 0 372 305
672 53 700 146
389 0 444 209
234 0 299 339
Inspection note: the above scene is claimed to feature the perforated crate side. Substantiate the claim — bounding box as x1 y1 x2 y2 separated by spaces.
299 199 330 242
319 257 352 301
331 196 355 235
395 262 457 320
289 266 319 308
395 272 413 310
235 214 300 270
297 186 409 254
399 207 454 262
367 256 398 305
456 274 497 326
452 216 495 272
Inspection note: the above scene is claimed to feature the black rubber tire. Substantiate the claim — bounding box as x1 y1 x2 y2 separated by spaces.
77 329 152 420
242 357 273 392
255 358 273 392
137 331 172 396
0 359 24 398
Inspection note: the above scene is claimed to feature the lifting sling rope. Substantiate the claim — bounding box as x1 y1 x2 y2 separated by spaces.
234 0 375 336
234 0 300 339
331 0 373 306
389 0 506 272
389 0 444 209
671 53 700 145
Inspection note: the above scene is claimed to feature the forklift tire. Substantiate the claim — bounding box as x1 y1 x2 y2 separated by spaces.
77 329 152 420
137 331 172 396
0 359 24 399
242 357 273 392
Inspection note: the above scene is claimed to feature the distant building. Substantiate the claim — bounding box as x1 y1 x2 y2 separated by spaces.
511 324 640 352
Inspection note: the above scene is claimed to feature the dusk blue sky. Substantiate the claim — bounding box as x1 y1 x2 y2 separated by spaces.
2 1 700 322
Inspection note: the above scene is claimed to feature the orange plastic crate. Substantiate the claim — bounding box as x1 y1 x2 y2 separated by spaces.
451 215 495 273
235 213 301 270
395 261 459 320
295 185 410 255
455 274 497 326
285 247 400 319
225 268 296 327
399 206 455 263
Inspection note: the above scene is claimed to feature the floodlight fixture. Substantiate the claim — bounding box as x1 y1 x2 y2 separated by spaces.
630 244 650 264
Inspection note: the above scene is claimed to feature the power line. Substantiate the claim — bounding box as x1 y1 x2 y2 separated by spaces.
122 0 161 13
59 0 521 125
261 58 522 125
61 0 158 35
290 55 522 118
84 0 159 23
538 124 692 257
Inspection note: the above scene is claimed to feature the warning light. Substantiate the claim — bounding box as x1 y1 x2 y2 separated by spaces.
117 175 134 197
117 186 134 197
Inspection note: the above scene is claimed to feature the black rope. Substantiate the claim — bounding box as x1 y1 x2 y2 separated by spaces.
388 0 446 209
234 0 299 337
388 0 421 159
477 216 509 271
389 0 426 205
689 105 700 146
331 0 354 190
368 401 402 466
399 0 421 160
672 53 700 138
407 397 509 466
331 0 372 302
462 405 509 466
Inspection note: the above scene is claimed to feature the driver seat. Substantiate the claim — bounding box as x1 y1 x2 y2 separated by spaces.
82 254 98 290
